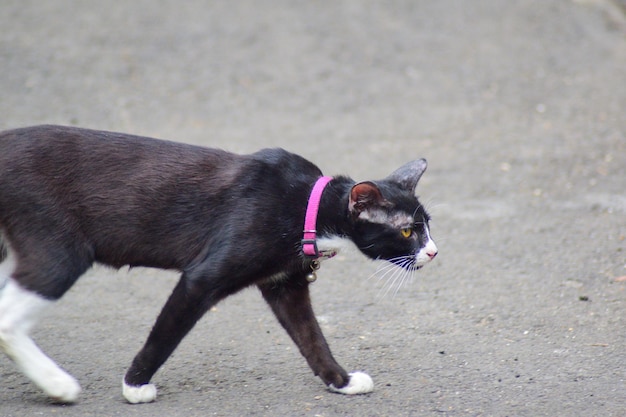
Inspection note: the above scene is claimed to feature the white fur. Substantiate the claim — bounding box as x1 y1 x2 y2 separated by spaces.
316 235 358 256
123 380 157 404
329 371 374 394
415 226 437 267
0 248 81 403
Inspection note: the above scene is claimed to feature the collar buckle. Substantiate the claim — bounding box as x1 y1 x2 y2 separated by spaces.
301 238 319 258
301 176 334 259
302 238 337 260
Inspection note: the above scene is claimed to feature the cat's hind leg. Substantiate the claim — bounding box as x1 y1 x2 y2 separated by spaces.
0 248 81 403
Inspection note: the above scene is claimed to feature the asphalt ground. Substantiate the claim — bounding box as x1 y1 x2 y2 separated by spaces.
0 1 625 416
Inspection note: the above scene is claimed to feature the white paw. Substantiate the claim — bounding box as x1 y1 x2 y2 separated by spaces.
329 371 374 395
123 380 157 404
43 373 82 403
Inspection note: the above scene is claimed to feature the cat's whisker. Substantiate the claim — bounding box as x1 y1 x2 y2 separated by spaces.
371 261 404 286
367 258 400 281
399 265 417 296
374 264 400 299
370 256 408 275
372 264 397 280
379 258 413 299
387 266 410 298
423 199 446 213
373 279 398 299
373 256 419 299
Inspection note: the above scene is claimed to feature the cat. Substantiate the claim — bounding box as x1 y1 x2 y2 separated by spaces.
0 125 437 404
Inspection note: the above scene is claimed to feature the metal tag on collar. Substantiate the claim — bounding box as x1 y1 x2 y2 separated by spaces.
306 259 321 282
304 249 337 283
318 249 338 260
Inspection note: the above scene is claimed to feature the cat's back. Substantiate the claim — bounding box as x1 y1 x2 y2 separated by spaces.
0 124 231 168
0 125 321 204
0 125 241 186
0 125 245 216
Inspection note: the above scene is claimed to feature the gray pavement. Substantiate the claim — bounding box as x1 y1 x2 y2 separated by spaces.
1 1 625 416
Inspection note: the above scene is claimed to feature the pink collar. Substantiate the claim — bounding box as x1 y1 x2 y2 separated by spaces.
302 176 334 258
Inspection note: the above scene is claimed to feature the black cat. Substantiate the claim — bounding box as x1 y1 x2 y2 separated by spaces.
0 125 437 403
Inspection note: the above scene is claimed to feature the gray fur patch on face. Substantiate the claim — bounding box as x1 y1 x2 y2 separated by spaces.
358 209 413 228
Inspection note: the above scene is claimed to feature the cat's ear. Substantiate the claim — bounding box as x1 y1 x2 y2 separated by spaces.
349 181 388 215
387 158 427 193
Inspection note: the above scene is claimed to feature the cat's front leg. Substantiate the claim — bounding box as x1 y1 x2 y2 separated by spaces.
258 276 373 395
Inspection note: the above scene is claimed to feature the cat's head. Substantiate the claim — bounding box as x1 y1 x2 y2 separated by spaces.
348 159 437 270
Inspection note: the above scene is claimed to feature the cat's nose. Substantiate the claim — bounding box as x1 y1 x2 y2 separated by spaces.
426 250 438 259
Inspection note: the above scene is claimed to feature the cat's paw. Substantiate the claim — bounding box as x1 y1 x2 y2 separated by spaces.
43 373 82 403
123 380 157 404
328 371 374 395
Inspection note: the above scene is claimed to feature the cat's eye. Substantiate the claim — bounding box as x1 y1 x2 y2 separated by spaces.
400 228 412 238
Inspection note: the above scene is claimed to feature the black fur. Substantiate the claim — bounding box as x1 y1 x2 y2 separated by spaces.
0 125 432 396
